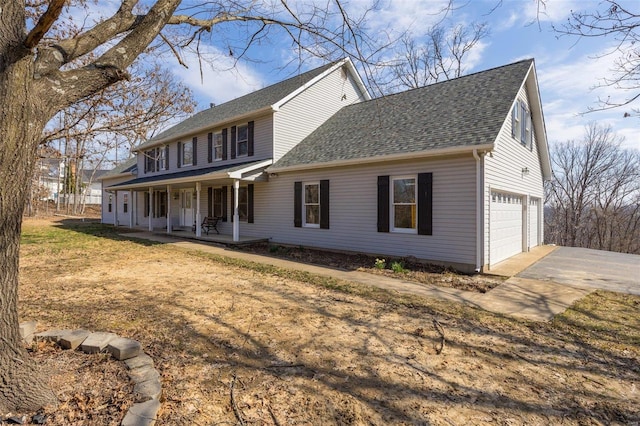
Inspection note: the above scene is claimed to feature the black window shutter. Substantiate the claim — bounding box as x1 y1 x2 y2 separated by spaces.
207 133 213 163
221 186 228 221
417 172 433 236
207 187 212 217
230 185 234 222
165 145 169 169
192 137 198 165
377 175 390 232
222 128 228 160
511 101 517 138
248 184 254 223
230 126 237 159
320 180 329 229
247 121 254 157
177 142 182 168
143 152 148 173
294 181 302 227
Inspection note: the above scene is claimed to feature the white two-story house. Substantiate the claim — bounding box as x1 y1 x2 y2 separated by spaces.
102 58 551 272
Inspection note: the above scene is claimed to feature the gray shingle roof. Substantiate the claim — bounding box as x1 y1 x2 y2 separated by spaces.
100 157 137 179
136 61 339 151
105 159 267 189
272 59 533 170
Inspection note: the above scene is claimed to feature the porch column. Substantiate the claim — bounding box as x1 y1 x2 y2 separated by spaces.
166 185 172 233
195 182 202 237
233 179 240 242
128 190 133 229
148 187 153 232
113 190 118 227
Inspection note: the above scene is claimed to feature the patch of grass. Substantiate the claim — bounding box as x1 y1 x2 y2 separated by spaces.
391 260 406 273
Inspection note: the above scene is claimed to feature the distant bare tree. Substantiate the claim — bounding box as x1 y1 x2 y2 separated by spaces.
384 22 488 91
551 0 640 115
546 123 640 253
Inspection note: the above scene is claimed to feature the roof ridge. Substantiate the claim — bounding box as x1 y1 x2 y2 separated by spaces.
359 58 534 105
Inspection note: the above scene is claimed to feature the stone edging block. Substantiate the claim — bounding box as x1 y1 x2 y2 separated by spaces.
20 321 163 426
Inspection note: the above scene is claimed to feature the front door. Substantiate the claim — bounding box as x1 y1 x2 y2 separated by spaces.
181 189 194 227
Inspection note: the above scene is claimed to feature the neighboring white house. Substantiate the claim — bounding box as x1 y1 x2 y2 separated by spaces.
101 58 551 272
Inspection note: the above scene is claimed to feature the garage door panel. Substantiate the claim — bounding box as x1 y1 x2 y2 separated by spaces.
491 191 523 265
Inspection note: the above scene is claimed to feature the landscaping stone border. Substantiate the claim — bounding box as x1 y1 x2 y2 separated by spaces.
20 321 162 426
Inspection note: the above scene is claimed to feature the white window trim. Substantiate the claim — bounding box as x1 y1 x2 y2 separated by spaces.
236 124 248 158
213 133 223 161
182 140 193 166
390 175 418 234
303 182 320 228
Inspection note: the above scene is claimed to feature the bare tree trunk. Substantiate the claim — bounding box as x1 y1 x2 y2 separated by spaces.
0 54 57 413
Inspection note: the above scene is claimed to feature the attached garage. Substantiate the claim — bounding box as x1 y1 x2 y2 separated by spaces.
490 191 524 265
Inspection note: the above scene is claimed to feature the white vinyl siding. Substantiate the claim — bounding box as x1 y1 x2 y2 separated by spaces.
485 83 545 267
240 156 477 270
273 66 368 161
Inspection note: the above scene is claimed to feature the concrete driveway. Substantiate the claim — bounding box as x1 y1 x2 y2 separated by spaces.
518 246 640 295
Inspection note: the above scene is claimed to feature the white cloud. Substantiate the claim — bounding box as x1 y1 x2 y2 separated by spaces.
167 47 266 109
523 0 587 23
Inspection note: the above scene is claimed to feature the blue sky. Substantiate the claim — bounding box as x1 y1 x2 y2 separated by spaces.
164 0 638 151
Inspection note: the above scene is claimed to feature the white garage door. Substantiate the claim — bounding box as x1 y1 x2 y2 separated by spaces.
529 198 540 248
490 191 523 265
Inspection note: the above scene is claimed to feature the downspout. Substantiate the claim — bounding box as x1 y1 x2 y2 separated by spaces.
473 149 485 273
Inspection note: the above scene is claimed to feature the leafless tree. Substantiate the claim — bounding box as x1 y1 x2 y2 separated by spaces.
551 0 640 115
382 22 488 92
0 0 394 412
545 123 640 253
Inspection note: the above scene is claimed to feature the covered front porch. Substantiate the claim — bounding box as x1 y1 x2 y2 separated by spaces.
105 159 271 242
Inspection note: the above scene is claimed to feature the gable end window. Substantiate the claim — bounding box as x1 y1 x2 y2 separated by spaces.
512 99 533 148
378 173 432 235
294 180 329 229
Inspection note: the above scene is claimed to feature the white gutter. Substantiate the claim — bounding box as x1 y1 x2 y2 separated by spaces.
268 143 495 173
473 149 485 273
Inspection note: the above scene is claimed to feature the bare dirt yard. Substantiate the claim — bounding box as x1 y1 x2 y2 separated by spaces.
13 217 640 425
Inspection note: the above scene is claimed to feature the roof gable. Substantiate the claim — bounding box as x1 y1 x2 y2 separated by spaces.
136 60 352 151
271 59 535 170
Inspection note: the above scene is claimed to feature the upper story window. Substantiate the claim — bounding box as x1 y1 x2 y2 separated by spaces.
157 146 167 170
144 149 156 173
512 100 532 148
236 124 248 157
391 176 417 233
182 140 193 166
214 133 223 161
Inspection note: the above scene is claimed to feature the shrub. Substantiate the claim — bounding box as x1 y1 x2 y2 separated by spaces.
374 258 386 269
391 261 406 273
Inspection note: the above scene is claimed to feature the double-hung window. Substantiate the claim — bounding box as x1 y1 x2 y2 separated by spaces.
304 183 320 227
157 147 166 170
391 177 417 233
144 149 156 173
236 125 248 157
238 186 248 221
182 140 193 166
513 99 533 148
123 193 128 213
212 188 223 217
213 133 223 160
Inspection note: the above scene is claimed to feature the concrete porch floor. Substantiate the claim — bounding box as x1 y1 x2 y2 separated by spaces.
122 226 267 245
